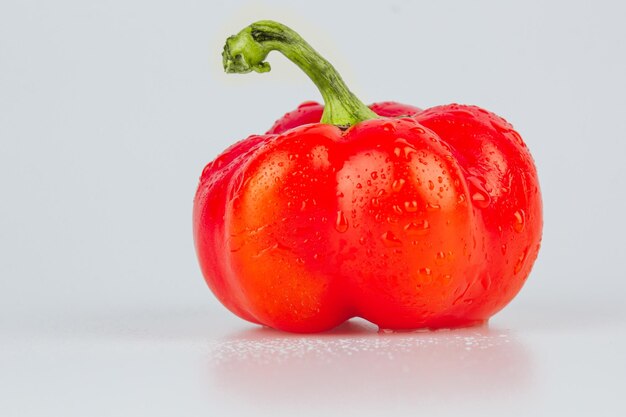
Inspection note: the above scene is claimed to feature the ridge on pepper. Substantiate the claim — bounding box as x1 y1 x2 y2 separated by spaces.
193 20 542 333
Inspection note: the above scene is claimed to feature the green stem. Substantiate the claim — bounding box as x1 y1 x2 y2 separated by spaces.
222 20 378 127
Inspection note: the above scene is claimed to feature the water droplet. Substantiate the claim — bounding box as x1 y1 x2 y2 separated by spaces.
509 130 525 147
426 203 441 211
392 204 403 214
490 116 512 133
382 122 395 132
404 220 430 235
467 176 491 208
471 191 490 208
370 171 378 180
298 101 319 109
419 267 432 275
480 275 491 289
457 194 466 204
356 183 362 189
513 210 525 232
501 244 507 255
436 251 445 259
392 178 406 192
404 200 418 212
514 248 528 274
381 231 402 247
228 235 245 252
428 180 434 190
335 211 349 233
359 236 366 245
393 138 417 159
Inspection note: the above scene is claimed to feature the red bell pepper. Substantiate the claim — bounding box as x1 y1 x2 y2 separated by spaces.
193 21 542 332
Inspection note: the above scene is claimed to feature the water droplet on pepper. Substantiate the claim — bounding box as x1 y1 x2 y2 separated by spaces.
404 220 430 236
335 211 349 233
513 210 525 232
381 231 402 247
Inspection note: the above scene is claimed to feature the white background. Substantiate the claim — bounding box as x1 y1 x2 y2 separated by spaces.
1 1 625 416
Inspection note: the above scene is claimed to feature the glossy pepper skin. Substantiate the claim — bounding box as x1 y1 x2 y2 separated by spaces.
193 21 542 333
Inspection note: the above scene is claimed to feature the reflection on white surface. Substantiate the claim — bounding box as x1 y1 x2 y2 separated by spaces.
3 306 626 416
209 320 530 410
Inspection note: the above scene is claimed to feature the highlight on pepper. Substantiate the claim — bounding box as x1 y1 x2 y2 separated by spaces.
193 20 543 333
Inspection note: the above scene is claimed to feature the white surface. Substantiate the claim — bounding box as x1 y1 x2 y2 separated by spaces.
1 0 626 416
2 303 625 416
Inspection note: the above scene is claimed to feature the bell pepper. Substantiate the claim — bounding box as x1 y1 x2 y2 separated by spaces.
193 20 542 333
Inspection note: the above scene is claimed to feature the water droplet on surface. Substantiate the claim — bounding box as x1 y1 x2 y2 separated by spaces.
359 236 366 245
426 203 441 211
393 138 417 159
514 248 528 274
370 171 378 180
335 211 349 233
509 130 525 147
392 178 406 192
381 231 402 247
467 176 491 208
298 101 318 109
501 244 507 255
480 276 491 289
382 123 395 132
404 200 418 212
356 183 362 189
228 235 245 252
428 180 435 190
471 191 490 208
419 267 432 275
393 205 403 214
404 220 430 236
490 116 512 133
436 251 445 259
513 210 525 232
